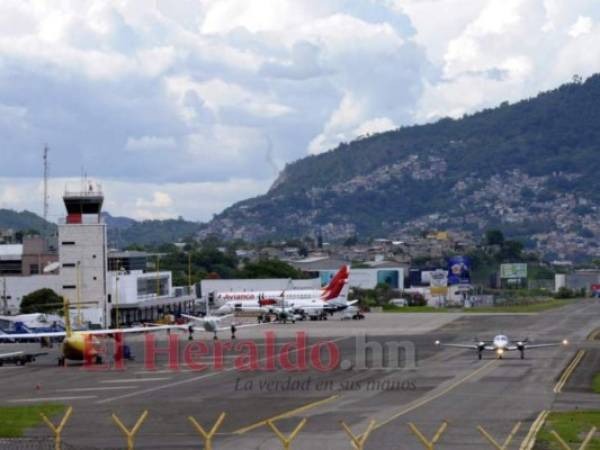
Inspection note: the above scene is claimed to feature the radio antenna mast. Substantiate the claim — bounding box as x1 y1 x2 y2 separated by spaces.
43 145 49 223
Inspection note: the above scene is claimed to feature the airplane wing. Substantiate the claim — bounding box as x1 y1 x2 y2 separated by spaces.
182 314 235 322
524 341 568 349
81 325 177 335
0 331 67 340
434 341 478 349
0 351 24 359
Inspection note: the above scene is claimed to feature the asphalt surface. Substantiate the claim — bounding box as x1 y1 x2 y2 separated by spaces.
0 301 598 449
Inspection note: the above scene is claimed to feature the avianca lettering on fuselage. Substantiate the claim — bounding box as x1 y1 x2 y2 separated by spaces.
215 265 349 312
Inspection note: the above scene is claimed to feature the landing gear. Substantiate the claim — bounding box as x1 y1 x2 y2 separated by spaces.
520 349 525 360
478 351 482 360
58 357 65 367
95 355 103 365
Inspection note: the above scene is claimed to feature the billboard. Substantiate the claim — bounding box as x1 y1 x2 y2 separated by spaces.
430 269 449 295
500 263 527 279
448 256 471 285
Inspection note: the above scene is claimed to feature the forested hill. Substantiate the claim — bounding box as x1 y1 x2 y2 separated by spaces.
0 209 55 234
202 75 600 260
0 209 203 248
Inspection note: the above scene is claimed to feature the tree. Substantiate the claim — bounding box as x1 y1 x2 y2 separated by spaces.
238 259 308 279
485 229 505 246
499 240 524 261
20 288 62 314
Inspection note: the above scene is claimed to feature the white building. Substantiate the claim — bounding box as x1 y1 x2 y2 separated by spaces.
58 184 108 326
0 275 61 315
200 277 321 298
289 258 406 290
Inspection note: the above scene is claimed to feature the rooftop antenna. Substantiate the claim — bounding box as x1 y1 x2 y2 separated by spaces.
43 145 49 223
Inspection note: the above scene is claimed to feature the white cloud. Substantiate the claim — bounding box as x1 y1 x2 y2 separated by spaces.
2 0 600 223
569 16 593 37
0 177 271 222
126 136 177 152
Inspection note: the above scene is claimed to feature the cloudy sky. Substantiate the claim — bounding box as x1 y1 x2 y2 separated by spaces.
1 0 600 222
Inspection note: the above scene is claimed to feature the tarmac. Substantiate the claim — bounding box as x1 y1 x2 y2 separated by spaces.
0 301 598 449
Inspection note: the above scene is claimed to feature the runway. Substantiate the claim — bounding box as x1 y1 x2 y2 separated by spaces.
0 301 598 449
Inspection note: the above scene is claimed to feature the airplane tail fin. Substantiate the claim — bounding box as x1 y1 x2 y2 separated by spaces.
322 266 350 299
323 277 350 301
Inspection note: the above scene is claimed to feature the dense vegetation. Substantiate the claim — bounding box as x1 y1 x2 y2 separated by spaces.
137 241 308 286
107 217 204 248
0 209 55 236
0 209 204 247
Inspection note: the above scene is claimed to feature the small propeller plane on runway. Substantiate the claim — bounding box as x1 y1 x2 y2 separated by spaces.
181 297 266 340
435 334 569 359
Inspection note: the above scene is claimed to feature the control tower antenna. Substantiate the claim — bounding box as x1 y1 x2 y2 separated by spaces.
43 145 49 222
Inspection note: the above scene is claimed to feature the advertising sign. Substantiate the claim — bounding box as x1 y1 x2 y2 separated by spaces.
430 269 448 296
447 257 471 285
500 263 527 279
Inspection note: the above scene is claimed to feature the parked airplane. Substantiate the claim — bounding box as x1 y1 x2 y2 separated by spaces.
435 335 569 359
215 266 355 319
0 299 176 366
0 313 64 336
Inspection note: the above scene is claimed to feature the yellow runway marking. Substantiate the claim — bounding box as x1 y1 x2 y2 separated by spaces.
233 394 340 434
587 328 600 341
373 360 497 430
519 410 549 450
553 350 585 394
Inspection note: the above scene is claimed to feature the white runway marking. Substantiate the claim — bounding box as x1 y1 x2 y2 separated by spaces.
56 386 136 392
135 369 174 375
100 377 171 383
97 336 352 404
9 395 97 403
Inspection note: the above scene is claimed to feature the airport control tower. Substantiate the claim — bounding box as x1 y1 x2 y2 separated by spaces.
58 181 108 327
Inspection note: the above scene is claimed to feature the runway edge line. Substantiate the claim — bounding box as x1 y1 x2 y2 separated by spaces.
519 410 549 450
553 350 585 394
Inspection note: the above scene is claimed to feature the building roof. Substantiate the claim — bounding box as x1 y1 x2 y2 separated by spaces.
289 257 350 271
108 251 154 259
364 260 410 269
0 244 23 260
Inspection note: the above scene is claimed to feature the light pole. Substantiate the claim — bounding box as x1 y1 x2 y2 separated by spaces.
155 255 161 298
188 252 192 295
114 266 125 328
1 276 7 315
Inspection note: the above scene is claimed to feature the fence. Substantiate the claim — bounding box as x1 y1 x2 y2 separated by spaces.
1 407 595 450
